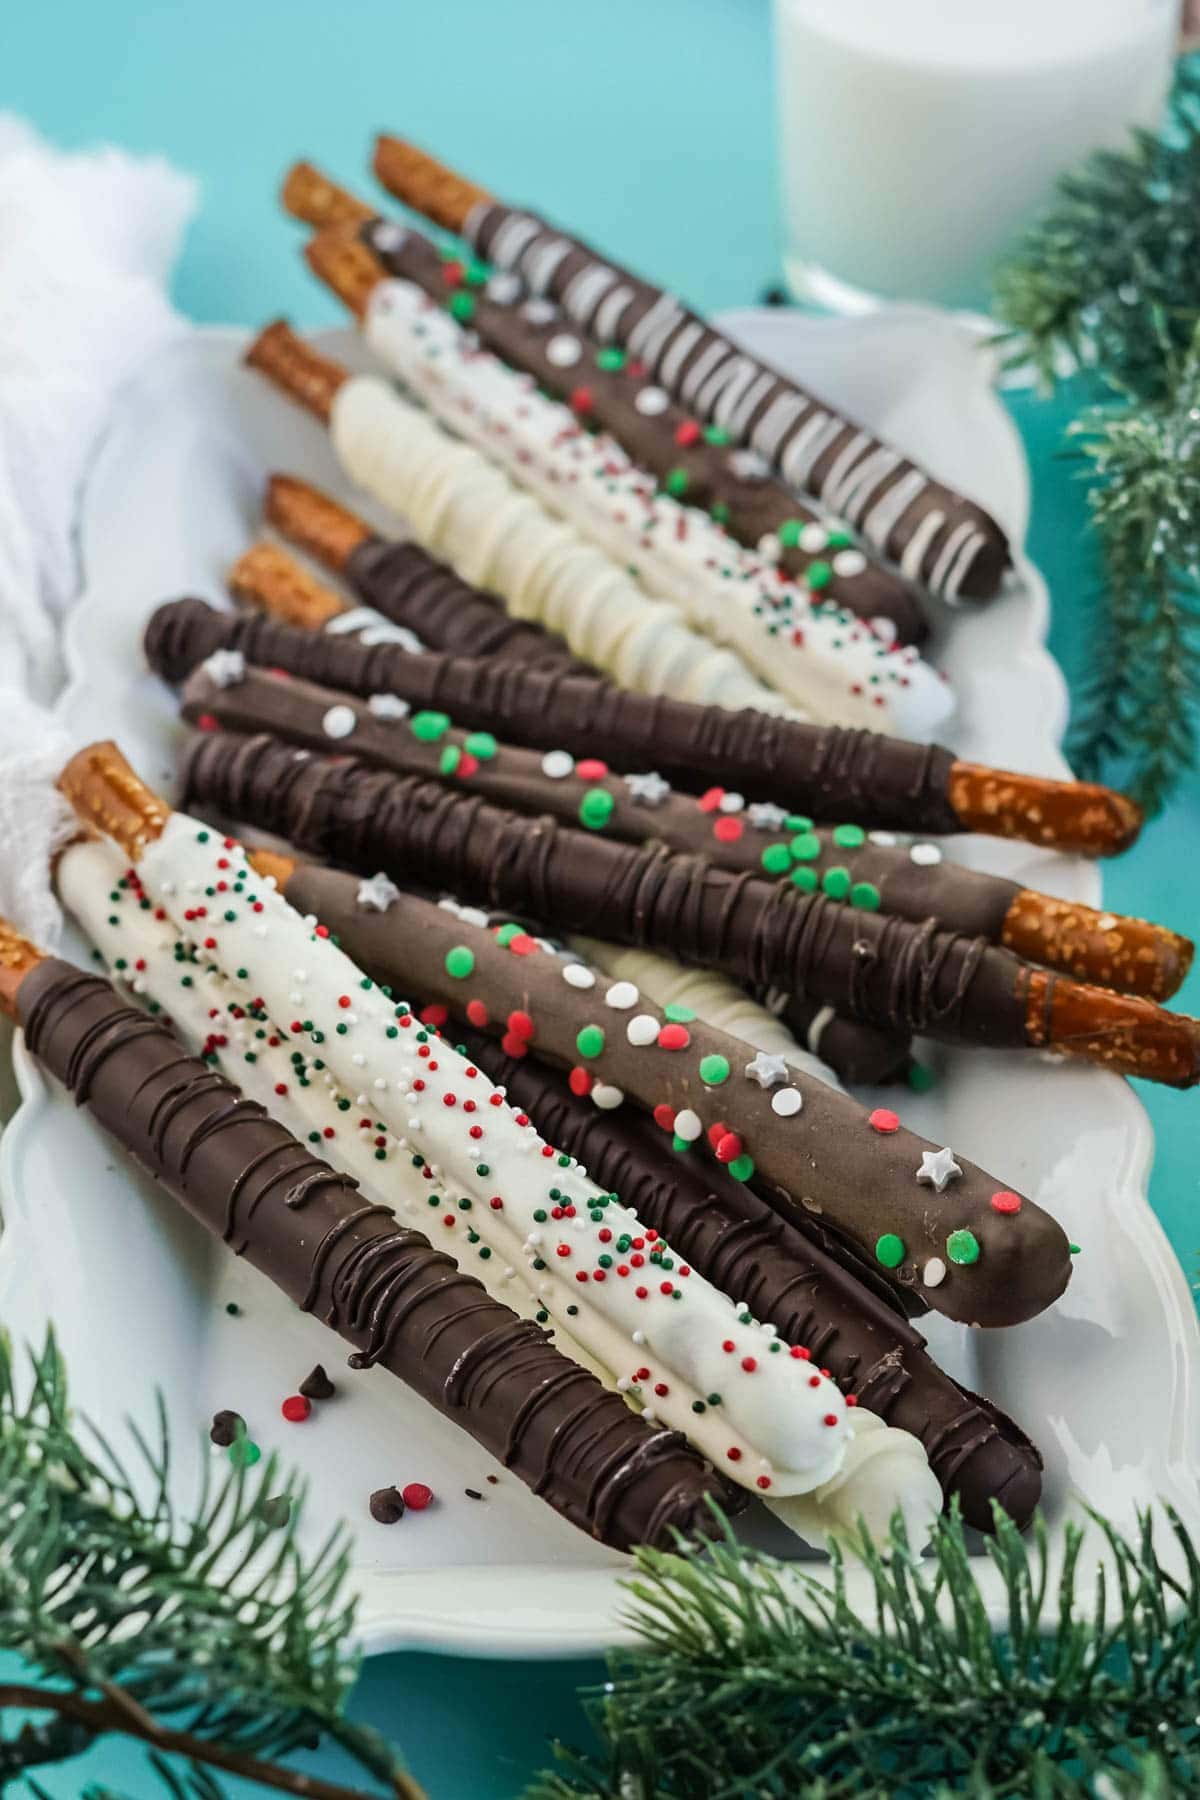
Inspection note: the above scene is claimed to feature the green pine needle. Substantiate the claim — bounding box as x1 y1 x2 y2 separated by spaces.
528 1505 1200 1799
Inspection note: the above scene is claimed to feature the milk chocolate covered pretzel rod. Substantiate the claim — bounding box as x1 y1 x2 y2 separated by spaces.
181 656 1190 1002
281 161 927 646
250 479 597 677
239 848 1074 1329
455 1027 1043 1532
372 135 1011 603
0 933 726 1552
181 727 1199 1088
145 597 1143 856
246 321 791 717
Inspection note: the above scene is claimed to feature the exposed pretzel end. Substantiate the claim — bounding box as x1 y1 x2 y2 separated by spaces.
264 474 370 575
245 319 345 423
1004 891 1194 1002
1026 968 1200 1088
58 742 169 863
281 160 375 230
0 921 45 1018
305 226 382 320
247 847 298 889
373 134 492 233
229 542 347 629
948 762 1143 858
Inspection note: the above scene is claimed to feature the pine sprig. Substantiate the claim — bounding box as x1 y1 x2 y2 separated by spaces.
0 1334 423 1800
528 1505 1200 1798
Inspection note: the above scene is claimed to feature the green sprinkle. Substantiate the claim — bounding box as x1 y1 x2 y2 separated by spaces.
833 823 866 849
851 881 881 910
703 424 730 445
790 832 821 861
576 1024 606 1058
411 710 451 742
533 1209 547 1223
807 559 833 590
439 743 462 775
496 922 521 947
465 259 489 287
597 346 625 371
729 1153 755 1182
664 467 689 498
706 1393 722 1407
947 1229 981 1266
778 519 804 548
464 731 497 760
225 1302 240 1316
710 502 730 524
579 787 615 831
1069 1242 1082 1255
826 528 853 548
663 1002 695 1023
784 814 813 832
448 291 475 323
908 1062 936 1093
445 945 475 979
228 1437 261 1469
699 1053 730 1085
691 1399 707 1414
197 830 209 843
822 866 852 900
875 1233 906 1269
761 842 792 875
790 865 818 892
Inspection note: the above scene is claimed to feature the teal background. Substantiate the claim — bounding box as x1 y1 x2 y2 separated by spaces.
3 2 1196 1795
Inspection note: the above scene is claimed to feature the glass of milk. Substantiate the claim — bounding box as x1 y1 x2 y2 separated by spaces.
773 0 1180 312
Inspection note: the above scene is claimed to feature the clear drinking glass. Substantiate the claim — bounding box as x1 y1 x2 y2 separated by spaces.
773 0 1180 313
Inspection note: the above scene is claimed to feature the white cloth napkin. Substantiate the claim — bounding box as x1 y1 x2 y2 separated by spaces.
0 118 195 946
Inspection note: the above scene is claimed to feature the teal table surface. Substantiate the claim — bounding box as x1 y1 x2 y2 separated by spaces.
5 3 1197 1796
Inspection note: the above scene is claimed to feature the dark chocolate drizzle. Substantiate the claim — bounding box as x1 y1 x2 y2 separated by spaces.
18 959 728 1552
458 1027 1042 1532
147 598 962 832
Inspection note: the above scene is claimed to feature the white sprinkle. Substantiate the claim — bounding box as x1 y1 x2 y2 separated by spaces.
910 842 943 866
799 524 828 553
922 1258 947 1288
718 791 745 813
631 1330 646 1346
372 221 407 254
546 333 582 368
486 270 522 304
868 830 898 847
634 386 669 416
562 963 596 990
756 533 782 565
833 548 868 577
626 1014 659 1046
322 704 357 740
201 647 246 688
357 872 401 912
771 1088 803 1118
367 693 410 721
673 1109 702 1141
521 297 558 325
592 1083 624 1110
542 749 575 779
605 980 639 1011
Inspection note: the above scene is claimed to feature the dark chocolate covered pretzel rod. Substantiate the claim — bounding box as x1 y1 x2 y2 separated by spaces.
372 135 1012 603
145 594 1142 856
180 729 1199 1088
0 938 724 1552
181 655 1190 1001
281 161 928 645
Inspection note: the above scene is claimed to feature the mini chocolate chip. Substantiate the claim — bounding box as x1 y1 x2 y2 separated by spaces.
299 1363 336 1401
209 1409 244 1447
369 1485 405 1524
464 1487 484 1501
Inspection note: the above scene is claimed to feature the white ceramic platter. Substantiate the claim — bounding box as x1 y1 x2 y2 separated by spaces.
0 313 1196 1658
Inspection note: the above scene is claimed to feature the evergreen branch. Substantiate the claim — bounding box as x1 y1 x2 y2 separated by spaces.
527 1504 1200 1797
0 1683 413 1800
0 1334 424 1800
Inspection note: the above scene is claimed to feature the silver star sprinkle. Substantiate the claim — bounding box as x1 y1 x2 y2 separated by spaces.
201 648 246 688
744 1051 789 1089
624 770 670 807
916 1146 963 1193
747 802 789 832
357 872 401 913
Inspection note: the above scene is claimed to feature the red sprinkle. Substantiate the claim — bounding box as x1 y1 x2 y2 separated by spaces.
653 1382 669 1397
402 1482 434 1511
991 1190 1022 1214
507 1010 535 1041
466 999 489 1028
726 1447 742 1462
556 1244 571 1258
714 1132 744 1165
698 787 725 813
658 1023 691 1052
420 1004 449 1028
790 1345 811 1360
568 1066 593 1097
500 1033 529 1058
569 385 594 415
756 1476 772 1491
653 1103 675 1132
674 419 701 446
489 1196 503 1210
314 922 328 936
576 1270 589 1283
713 816 744 844
576 758 609 780
197 712 218 732
868 1108 900 1134
635 1286 648 1299
823 1413 839 1427
741 1357 757 1373
337 995 351 1009
281 1395 311 1423
707 1120 730 1150
509 932 537 956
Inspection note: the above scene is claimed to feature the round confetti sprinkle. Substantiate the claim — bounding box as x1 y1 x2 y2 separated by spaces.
592 1083 624 1110
851 881 881 910
728 1153 756 1182
635 386 669 416
541 749 575 779
626 1014 660 1047
946 1229 981 1266
822 866 851 900
991 1191 1023 1214
562 963 596 990
321 704 357 739
790 866 818 892
807 559 833 589
664 1002 695 1022
579 788 615 830
576 1024 605 1058
281 1394 311 1423
658 1022 690 1051
771 1087 803 1118
713 816 743 844
402 1481 434 1510
464 731 497 760
411 711 451 742
832 823 866 849
546 333 582 367
761 843 792 875
444 946 475 979
799 523 828 553
922 1258 947 1288
699 1054 731 1085
910 842 944 867
875 1233 905 1269
790 832 821 861
869 1108 900 1134
605 981 639 1010
439 744 462 775
674 1109 703 1141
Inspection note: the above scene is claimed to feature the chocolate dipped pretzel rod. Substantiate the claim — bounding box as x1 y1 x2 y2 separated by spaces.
246 321 792 718
295 232 949 734
63 741 946 1519
237 850 1072 1330
180 730 1200 1090
248 483 598 678
373 135 1011 603
0 933 726 1552
181 655 1191 1002
144 597 1143 855
282 162 928 646
455 1026 1043 1532
59 836 942 1549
